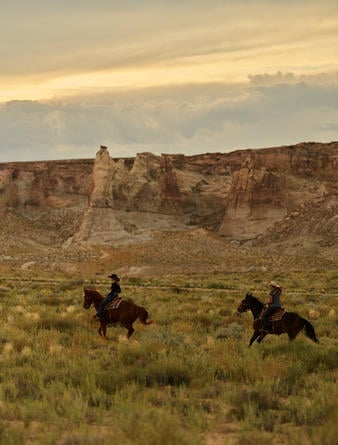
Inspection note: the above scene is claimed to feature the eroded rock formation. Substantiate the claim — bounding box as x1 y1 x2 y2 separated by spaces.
0 142 337 245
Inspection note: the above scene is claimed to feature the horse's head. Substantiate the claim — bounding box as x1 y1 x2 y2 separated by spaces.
237 292 256 313
83 288 95 309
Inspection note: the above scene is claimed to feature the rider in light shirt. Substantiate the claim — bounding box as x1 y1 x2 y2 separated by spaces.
262 281 282 332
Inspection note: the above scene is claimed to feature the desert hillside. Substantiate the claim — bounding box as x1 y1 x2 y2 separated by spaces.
0 142 337 278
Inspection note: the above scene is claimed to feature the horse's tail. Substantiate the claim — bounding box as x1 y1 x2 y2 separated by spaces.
302 318 319 343
138 307 154 325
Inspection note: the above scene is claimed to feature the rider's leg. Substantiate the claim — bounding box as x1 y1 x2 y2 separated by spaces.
95 293 117 318
262 307 277 331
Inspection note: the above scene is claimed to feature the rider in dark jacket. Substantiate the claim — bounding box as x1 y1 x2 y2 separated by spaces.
94 274 121 320
262 281 282 332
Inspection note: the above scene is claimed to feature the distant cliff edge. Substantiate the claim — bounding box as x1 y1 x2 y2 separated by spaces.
0 142 337 246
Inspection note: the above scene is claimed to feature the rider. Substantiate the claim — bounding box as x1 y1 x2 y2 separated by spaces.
94 273 121 320
262 281 282 332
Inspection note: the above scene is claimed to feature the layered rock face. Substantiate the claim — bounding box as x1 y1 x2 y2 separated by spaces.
0 159 93 209
76 142 337 244
0 159 94 236
0 142 337 245
218 143 337 238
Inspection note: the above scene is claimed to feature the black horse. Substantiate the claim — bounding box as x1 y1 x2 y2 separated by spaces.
237 292 319 346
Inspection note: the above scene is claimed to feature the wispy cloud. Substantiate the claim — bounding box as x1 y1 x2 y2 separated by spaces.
1 2 337 80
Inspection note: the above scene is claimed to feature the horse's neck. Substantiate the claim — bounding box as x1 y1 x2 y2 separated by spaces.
251 301 264 319
93 293 103 310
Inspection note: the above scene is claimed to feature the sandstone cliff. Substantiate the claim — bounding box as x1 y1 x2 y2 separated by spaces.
0 158 93 238
0 142 337 247
0 159 93 211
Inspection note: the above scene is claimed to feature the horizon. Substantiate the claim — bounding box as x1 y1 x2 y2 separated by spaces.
1 140 336 165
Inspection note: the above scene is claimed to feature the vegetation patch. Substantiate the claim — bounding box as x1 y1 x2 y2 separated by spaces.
0 270 336 444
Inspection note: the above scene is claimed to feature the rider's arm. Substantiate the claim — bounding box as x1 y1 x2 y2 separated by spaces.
266 292 273 305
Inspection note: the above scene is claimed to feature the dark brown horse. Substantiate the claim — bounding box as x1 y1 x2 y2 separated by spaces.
83 288 153 339
237 292 319 346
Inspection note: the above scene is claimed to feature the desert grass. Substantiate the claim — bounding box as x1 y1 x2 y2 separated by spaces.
0 270 337 444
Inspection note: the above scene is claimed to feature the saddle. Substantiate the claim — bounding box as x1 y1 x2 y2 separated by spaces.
259 307 286 333
104 297 123 311
270 307 285 321
260 307 285 322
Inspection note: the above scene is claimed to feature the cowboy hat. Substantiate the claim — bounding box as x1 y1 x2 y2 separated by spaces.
269 280 281 288
108 274 120 281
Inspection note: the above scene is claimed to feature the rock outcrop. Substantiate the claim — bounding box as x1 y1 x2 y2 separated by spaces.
0 142 337 245
75 142 337 244
218 143 337 239
0 158 94 240
0 158 93 211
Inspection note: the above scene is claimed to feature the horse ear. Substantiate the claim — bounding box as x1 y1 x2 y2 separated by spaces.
246 292 253 297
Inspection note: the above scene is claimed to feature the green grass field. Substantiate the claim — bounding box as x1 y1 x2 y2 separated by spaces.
0 270 337 445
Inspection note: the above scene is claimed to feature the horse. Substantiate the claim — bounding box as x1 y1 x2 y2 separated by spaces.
83 288 153 339
237 292 319 346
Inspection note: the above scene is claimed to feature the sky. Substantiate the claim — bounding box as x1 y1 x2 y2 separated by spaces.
0 0 338 162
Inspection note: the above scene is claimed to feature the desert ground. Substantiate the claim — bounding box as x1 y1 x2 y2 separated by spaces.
0 220 337 445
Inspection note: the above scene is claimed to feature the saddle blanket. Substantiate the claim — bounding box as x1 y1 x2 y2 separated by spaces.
270 307 285 321
105 297 123 311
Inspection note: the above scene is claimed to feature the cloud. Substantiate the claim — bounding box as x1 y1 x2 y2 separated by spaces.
0 74 337 162
1 0 337 84
1 2 337 162
249 71 338 86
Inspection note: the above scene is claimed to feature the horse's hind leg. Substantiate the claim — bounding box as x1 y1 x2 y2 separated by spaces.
127 325 135 339
122 322 134 339
287 324 300 342
287 331 297 341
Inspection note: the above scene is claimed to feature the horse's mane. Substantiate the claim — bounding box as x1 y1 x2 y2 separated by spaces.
84 288 103 298
246 292 263 305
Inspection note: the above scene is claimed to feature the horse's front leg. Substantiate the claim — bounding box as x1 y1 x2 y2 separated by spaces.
99 321 108 339
249 330 260 347
257 332 267 343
